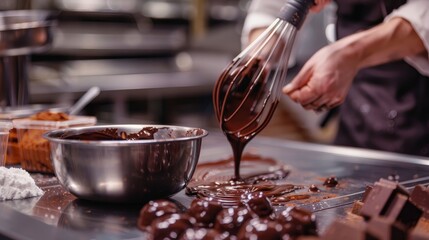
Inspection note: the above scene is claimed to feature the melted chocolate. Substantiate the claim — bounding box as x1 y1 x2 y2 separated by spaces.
213 58 276 179
61 127 162 140
187 176 299 207
186 154 340 207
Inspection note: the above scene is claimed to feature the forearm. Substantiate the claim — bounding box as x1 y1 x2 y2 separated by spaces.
337 17 427 70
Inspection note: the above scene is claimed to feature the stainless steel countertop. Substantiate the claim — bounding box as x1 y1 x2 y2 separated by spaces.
2 131 429 239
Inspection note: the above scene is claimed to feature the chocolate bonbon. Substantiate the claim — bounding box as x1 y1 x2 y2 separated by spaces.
278 207 317 237
150 213 196 240
242 192 274 219
138 199 317 239
188 197 223 228
236 218 284 240
137 199 179 229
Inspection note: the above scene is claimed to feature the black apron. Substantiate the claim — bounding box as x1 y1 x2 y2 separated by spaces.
333 0 429 157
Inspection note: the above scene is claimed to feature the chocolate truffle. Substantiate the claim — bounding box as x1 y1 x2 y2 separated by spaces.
277 207 317 237
237 218 284 240
180 228 228 240
150 213 196 240
188 197 224 227
214 207 253 235
241 192 274 218
138 199 179 229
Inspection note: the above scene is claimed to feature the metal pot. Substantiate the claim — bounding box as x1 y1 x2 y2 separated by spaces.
0 10 56 107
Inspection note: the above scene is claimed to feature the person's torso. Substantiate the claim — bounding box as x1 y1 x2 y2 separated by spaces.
333 0 429 156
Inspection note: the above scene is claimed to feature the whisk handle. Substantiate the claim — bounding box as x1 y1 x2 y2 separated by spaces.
278 0 315 29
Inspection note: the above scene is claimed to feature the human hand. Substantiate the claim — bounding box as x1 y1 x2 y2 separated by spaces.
282 42 359 111
310 0 331 13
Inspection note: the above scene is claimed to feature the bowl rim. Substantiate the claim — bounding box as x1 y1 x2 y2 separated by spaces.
43 124 209 146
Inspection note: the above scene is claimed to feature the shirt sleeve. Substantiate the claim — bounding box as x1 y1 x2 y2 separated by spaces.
385 0 429 76
241 0 287 48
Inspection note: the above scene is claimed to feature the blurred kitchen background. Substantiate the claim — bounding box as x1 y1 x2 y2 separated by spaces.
0 0 338 143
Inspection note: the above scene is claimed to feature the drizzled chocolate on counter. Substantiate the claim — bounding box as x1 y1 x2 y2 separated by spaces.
186 154 339 207
60 127 162 140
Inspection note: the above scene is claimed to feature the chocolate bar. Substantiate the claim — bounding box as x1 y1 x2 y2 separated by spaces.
360 179 409 220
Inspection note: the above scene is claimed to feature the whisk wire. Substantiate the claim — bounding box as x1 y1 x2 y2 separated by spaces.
221 20 295 138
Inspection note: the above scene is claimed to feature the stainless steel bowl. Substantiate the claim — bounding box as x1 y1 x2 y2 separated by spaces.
43 124 208 203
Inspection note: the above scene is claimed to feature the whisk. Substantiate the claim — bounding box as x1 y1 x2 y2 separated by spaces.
213 0 314 179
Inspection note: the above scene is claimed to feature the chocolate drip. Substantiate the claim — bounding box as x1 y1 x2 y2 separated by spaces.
213 58 277 179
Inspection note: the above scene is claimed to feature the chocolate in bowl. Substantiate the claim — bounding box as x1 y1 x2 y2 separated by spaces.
43 124 208 203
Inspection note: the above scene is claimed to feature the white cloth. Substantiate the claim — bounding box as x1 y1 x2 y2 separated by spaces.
386 0 429 76
242 0 429 76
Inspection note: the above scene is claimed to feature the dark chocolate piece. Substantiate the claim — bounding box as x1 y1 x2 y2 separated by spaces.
410 185 429 211
362 185 373 203
277 207 317 237
408 228 429 240
359 179 409 220
383 193 422 228
351 200 364 215
366 216 407 240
